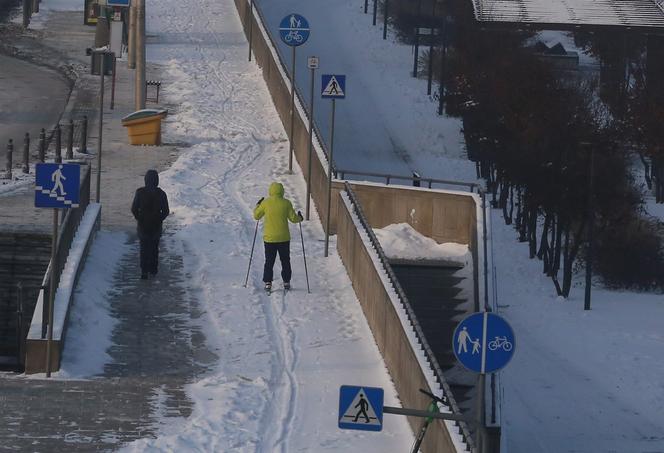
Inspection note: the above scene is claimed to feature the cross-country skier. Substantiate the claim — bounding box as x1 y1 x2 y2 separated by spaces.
253 182 302 292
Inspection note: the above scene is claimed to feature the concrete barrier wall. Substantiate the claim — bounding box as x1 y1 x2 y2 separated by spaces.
336 193 459 453
350 183 477 245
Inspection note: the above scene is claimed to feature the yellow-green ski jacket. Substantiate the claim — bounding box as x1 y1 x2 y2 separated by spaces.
253 182 301 243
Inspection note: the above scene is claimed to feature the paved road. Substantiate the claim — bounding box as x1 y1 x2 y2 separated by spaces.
0 54 70 166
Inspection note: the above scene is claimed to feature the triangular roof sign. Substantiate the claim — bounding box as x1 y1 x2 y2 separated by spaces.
322 76 345 97
338 387 382 426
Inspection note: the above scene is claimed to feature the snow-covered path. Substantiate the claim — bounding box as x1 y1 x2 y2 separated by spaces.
115 0 415 449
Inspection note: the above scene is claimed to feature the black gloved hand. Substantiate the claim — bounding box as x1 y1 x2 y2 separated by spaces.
256 197 264 206
297 210 304 221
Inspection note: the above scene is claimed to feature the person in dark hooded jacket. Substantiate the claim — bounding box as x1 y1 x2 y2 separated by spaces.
131 169 170 279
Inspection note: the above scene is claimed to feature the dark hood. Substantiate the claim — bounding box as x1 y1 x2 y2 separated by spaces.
145 170 159 189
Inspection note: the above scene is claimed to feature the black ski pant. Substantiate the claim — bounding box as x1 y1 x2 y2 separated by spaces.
263 241 291 283
139 236 160 274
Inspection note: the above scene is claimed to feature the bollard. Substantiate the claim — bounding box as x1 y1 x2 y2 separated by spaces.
55 125 62 163
80 116 88 153
66 119 74 159
5 140 13 179
413 171 421 187
38 128 46 162
22 0 30 28
23 133 30 174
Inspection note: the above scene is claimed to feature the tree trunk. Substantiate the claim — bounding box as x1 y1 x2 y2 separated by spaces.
528 207 538 259
562 228 573 297
538 214 551 273
552 214 563 279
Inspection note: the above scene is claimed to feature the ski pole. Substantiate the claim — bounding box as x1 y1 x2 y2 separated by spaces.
244 219 260 287
298 217 311 293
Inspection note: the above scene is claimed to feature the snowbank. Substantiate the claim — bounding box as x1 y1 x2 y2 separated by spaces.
374 222 470 265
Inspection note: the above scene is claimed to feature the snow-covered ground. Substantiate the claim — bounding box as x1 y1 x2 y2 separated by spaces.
255 1 664 450
47 0 664 448
256 0 476 182
61 0 416 449
374 222 470 264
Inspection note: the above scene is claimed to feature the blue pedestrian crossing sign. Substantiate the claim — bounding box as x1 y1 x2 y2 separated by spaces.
453 312 515 374
279 14 310 46
338 385 383 431
34 163 81 208
321 74 346 99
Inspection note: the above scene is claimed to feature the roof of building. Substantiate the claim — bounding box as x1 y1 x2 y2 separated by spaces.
471 0 664 29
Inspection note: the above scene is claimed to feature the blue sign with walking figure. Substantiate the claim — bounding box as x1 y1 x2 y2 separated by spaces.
279 14 310 46
338 385 383 431
34 163 81 208
453 312 515 374
321 74 346 99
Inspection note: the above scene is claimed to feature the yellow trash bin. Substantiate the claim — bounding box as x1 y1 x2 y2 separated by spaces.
122 109 168 145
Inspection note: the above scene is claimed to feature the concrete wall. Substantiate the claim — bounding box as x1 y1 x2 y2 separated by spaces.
336 193 459 453
350 183 477 245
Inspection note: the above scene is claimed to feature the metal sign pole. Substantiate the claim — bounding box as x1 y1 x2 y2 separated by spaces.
45 208 58 377
305 60 316 220
584 145 594 311
289 46 296 174
110 55 117 110
324 98 336 257
248 0 254 61
413 29 420 77
96 54 105 203
383 0 389 39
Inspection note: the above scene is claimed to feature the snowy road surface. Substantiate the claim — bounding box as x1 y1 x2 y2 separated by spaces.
256 0 477 182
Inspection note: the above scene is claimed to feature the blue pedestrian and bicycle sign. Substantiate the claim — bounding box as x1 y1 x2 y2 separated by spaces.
34 163 80 208
453 312 515 374
321 74 346 99
338 385 383 431
279 14 310 46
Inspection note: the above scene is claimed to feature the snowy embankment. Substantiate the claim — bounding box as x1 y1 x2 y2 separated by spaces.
256 0 477 181
492 204 664 452
109 0 417 449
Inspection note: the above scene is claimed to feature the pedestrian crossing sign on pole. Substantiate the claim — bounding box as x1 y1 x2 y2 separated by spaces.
321 74 346 99
338 385 384 431
34 163 81 208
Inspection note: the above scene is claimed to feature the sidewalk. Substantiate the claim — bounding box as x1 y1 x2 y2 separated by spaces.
0 7 208 452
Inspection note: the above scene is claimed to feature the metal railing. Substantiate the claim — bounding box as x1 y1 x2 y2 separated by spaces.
337 168 479 191
343 181 476 451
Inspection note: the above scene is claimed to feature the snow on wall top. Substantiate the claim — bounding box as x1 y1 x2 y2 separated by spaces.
473 0 664 28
